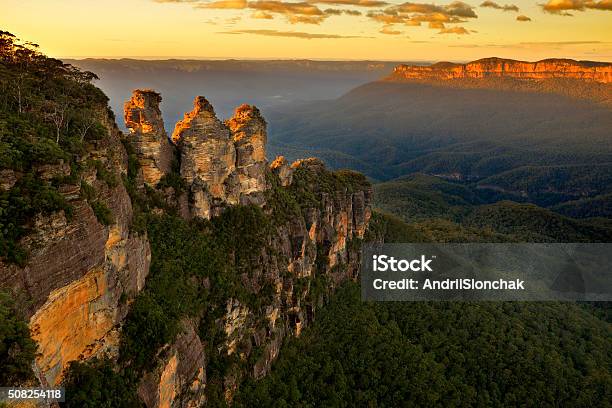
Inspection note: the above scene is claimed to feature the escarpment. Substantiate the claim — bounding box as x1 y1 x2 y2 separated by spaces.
1 82 371 407
385 58 612 106
389 58 612 83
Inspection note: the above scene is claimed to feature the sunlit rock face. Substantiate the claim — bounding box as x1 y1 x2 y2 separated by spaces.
172 97 269 219
389 58 612 83
124 89 173 186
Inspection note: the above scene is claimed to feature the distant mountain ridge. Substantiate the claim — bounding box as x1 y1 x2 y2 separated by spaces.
388 57 612 83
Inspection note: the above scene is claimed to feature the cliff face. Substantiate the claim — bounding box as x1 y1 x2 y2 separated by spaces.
0 81 371 407
0 111 151 386
389 58 612 83
124 90 174 186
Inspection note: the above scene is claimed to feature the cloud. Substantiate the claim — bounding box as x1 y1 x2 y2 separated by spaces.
309 0 388 6
248 0 324 14
389 1 477 17
480 1 519 11
197 0 333 23
197 0 247 8
367 1 477 32
222 29 370 38
252 10 274 17
444 1 479 17
541 0 612 14
516 14 531 20
438 26 470 34
380 25 402 34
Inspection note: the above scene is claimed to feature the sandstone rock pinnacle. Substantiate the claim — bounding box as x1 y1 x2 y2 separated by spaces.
124 89 173 186
226 104 268 196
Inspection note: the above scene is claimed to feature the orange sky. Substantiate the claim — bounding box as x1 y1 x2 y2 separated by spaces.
1 0 611 61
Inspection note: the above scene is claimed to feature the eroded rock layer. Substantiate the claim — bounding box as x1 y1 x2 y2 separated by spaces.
389 58 612 83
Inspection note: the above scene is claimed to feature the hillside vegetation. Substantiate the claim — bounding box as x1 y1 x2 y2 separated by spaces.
236 282 611 408
268 80 612 208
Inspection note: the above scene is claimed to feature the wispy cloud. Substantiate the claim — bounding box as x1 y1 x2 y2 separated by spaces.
480 1 519 12
221 29 371 38
516 14 531 20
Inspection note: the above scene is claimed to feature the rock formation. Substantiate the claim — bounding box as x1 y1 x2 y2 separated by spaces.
172 96 238 219
270 155 293 186
226 104 268 202
389 58 612 83
124 89 173 186
171 97 269 219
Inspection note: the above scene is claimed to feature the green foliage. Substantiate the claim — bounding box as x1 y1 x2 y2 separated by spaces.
236 282 612 408
373 174 612 243
269 79 612 215
92 160 118 188
119 205 277 373
0 291 37 385
0 31 112 263
552 193 612 219
1 174 72 264
289 164 369 211
63 358 143 408
119 293 179 371
91 201 114 226
156 171 187 194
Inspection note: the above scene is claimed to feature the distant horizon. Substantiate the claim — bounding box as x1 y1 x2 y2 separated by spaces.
59 56 612 63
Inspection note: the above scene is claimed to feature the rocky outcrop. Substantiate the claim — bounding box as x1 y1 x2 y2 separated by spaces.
270 156 293 186
124 89 173 186
171 97 269 219
0 110 151 386
388 58 612 83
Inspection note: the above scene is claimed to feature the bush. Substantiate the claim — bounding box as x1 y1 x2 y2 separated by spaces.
0 291 37 386
90 201 113 226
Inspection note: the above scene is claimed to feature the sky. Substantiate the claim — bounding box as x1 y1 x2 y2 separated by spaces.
1 0 611 61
